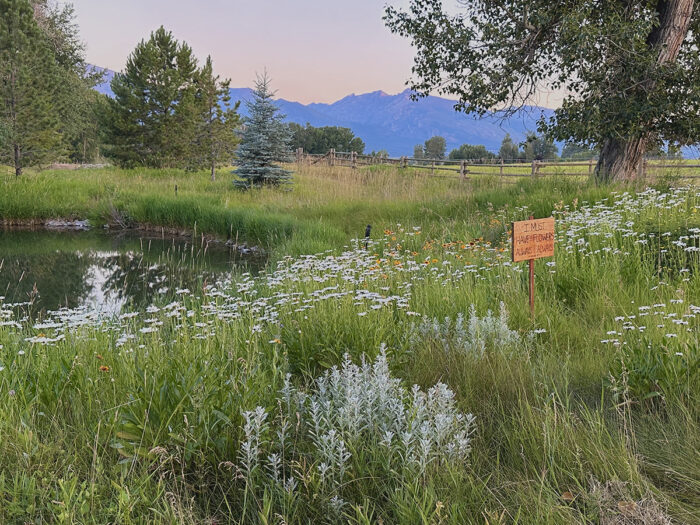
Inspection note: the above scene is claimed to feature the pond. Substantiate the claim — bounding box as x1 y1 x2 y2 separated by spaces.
0 229 264 318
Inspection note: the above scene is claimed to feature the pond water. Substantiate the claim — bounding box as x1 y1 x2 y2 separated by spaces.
0 229 263 318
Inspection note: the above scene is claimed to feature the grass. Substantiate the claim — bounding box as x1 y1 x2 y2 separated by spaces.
0 165 698 523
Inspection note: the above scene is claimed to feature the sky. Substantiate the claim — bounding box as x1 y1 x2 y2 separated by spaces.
70 0 564 107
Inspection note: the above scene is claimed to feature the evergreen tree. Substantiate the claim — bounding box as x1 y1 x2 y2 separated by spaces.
498 134 520 161
189 56 241 180
104 27 198 168
233 73 292 189
31 0 105 163
0 0 62 175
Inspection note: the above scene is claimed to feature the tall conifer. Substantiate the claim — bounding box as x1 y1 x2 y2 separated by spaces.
189 56 240 180
104 27 198 168
0 0 62 175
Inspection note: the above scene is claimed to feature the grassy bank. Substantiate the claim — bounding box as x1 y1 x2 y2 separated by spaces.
0 167 698 523
1 164 617 259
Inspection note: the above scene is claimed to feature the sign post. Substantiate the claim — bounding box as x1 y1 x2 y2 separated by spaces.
512 216 555 317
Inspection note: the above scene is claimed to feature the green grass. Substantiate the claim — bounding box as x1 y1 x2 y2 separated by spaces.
0 166 698 523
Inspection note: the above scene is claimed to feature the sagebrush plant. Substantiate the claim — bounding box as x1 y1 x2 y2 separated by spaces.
411 302 530 356
236 348 475 515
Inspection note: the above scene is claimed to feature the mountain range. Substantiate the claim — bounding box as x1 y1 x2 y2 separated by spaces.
95 68 554 156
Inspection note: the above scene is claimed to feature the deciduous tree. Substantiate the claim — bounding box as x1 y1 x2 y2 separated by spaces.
385 0 700 182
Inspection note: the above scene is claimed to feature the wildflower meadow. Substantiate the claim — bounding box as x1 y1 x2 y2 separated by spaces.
0 171 698 523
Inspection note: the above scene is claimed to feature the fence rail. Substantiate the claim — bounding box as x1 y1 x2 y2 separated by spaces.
294 148 700 180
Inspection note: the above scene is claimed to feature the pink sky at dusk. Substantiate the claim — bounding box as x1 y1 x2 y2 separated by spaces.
70 0 564 107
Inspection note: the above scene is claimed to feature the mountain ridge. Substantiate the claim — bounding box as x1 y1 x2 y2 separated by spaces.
95 68 553 156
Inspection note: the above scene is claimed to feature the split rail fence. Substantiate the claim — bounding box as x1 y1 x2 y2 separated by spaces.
294 148 700 180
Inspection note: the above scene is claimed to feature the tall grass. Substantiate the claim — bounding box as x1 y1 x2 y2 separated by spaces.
0 168 698 523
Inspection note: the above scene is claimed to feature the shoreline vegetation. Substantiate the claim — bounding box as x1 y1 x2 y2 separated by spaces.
0 165 698 523
0 163 634 260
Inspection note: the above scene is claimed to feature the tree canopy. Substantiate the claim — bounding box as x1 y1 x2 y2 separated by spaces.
423 136 446 160
385 1 700 181
289 124 364 154
448 143 496 162
104 27 200 168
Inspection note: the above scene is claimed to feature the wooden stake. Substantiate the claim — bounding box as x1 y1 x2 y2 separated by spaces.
528 215 535 317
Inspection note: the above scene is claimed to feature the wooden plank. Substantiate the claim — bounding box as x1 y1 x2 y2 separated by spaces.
512 217 555 263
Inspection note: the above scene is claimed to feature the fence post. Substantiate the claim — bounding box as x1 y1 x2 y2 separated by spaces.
588 158 593 176
459 160 465 180
328 149 335 167
531 160 537 178
500 158 504 178
431 160 435 176
351 151 357 169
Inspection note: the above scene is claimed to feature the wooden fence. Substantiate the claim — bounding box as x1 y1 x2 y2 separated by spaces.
294 148 700 180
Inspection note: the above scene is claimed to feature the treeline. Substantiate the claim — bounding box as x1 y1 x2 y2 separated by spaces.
413 133 570 163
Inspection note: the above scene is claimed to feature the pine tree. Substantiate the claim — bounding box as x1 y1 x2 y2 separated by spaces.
189 56 240 180
104 27 198 168
233 73 292 189
0 0 62 175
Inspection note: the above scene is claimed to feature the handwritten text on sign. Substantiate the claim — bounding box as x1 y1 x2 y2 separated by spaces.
512 217 555 262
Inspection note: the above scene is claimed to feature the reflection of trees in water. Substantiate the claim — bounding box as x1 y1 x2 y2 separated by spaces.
0 252 94 311
98 253 224 308
0 231 251 317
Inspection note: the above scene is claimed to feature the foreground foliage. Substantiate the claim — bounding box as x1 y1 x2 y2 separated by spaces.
0 172 698 523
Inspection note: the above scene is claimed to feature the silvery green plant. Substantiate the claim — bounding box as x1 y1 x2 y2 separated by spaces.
237 347 475 507
412 303 527 356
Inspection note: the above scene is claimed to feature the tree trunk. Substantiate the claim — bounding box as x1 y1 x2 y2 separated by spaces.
595 137 647 183
595 0 694 183
211 157 216 181
14 144 22 177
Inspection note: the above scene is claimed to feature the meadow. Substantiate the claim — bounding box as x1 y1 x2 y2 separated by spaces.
0 165 698 523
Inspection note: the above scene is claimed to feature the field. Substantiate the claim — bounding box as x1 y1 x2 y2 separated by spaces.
0 165 698 523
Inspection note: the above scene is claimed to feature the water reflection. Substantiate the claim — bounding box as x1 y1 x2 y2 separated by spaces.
0 229 262 317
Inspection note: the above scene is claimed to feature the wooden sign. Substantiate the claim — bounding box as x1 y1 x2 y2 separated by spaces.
511 216 555 317
512 217 555 263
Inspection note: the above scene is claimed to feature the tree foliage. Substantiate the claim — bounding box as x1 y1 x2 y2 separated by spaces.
448 143 496 162
0 0 62 175
104 27 200 168
385 0 700 181
188 56 240 180
233 73 292 189
423 135 446 160
289 123 364 154
561 142 597 161
413 144 425 159
498 134 521 161
522 132 558 161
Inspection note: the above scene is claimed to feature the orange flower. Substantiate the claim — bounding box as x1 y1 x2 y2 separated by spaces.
96 354 103 360
99 365 110 372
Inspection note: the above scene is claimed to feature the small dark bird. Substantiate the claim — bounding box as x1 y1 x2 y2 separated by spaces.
364 224 371 250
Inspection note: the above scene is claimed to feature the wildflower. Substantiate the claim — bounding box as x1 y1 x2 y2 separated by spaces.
99 365 110 372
